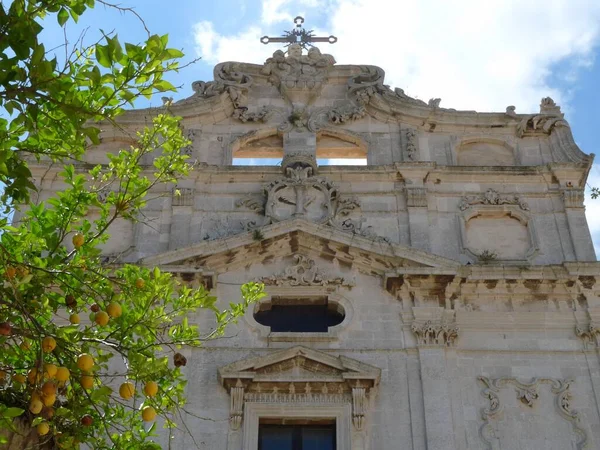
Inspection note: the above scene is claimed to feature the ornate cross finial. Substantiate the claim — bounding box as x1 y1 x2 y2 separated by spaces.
260 16 337 50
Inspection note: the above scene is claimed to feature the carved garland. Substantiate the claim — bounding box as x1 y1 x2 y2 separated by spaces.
478 377 588 450
575 323 600 349
459 189 529 211
258 254 355 287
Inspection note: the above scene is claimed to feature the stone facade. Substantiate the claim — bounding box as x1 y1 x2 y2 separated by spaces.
22 44 600 449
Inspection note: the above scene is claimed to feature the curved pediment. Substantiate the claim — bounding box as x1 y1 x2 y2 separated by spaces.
112 46 589 165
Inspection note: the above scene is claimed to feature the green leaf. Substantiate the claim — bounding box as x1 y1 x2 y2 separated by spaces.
3 408 24 418
57 8 69 26
95 44 112 68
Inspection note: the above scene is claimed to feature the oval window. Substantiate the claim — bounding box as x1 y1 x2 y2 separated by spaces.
254 297 345 333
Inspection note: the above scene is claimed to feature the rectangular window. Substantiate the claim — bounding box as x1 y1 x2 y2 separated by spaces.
258 423 336 450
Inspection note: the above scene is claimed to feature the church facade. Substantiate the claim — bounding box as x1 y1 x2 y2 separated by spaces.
30 41 600 449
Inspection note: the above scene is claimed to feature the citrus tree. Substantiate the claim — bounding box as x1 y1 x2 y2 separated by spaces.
0 1 264 448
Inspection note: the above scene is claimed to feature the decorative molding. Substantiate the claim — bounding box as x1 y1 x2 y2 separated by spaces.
406 187 427 208
219 346 380 435
563 189 585 208
182 62 252 108
575 322 600 349
232 106 272 123
411 320 459 347
259 254 354 287
478 377 588 450
405 128 418 161
459 189 529 211
515 98 569 138
230 379 245 431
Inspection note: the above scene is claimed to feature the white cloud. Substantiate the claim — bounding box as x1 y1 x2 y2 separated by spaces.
194 0 600 112
193 0 600 255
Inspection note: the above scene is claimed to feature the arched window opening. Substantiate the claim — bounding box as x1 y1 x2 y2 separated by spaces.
232 134 283 166
316 133 367 166
254 297 345 333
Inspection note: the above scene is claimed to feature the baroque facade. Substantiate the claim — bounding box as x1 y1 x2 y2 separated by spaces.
25 42 600 449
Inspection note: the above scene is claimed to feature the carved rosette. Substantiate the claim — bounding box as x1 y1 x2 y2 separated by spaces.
411 320 459 347
259 254 354 287
459 189 529 211
478 377 588 450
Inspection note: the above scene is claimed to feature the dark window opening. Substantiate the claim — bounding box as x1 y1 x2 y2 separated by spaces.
254 297 344 333
258 422 336 450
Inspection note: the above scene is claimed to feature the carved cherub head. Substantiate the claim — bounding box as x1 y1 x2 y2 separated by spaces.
287 43 302 59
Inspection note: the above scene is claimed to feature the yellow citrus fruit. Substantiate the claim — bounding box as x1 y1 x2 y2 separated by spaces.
141 405 156 422
72 233 84 248
31 391 42 402
55 367 70 382
42 381 56 396
42 336 56 353
5 266 16 279
119 382 135 400
77 354 94 372
80 375 94 390
143 381 158 398
28 368 41 385
106 302 122 318
135 278 145 289
29 398 43 414
94 311 109 326
37 421 50 436
12 373 26 384
69 313 80 325
42 393 56 407
44 364 58 379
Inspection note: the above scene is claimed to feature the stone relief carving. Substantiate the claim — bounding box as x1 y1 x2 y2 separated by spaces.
232 106 273 123
351 387 367 431
235 155 390 243
458 189 529 211
575 322 600 349
259 254 355 287
201 215 254 241
182 128 197 157
411 320 459 347
405 128 418 161
515 97 569 138
261 44 335 113
182 62 252 108
230 379 245 430
478 377 588 450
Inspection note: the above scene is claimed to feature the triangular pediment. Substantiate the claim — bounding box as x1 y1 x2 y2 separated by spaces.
218 346 380 389
140 219 460 278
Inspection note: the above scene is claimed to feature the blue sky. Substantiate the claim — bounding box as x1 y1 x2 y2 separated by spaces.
39 0 600 255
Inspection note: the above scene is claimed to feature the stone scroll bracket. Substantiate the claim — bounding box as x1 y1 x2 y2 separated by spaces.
478 377 589 450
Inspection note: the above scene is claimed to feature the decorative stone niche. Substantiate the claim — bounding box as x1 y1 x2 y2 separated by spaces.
478 377 588 450
459 207 539 263
455 138 516 166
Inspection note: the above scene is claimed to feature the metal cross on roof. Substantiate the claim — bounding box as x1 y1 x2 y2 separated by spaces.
260 16 338 50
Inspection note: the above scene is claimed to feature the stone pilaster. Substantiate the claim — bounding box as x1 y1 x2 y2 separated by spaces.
405 187 430 251
411 307 458 450
562 189 596 260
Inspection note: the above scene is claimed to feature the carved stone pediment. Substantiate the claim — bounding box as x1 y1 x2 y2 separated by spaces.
219 346 380 431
